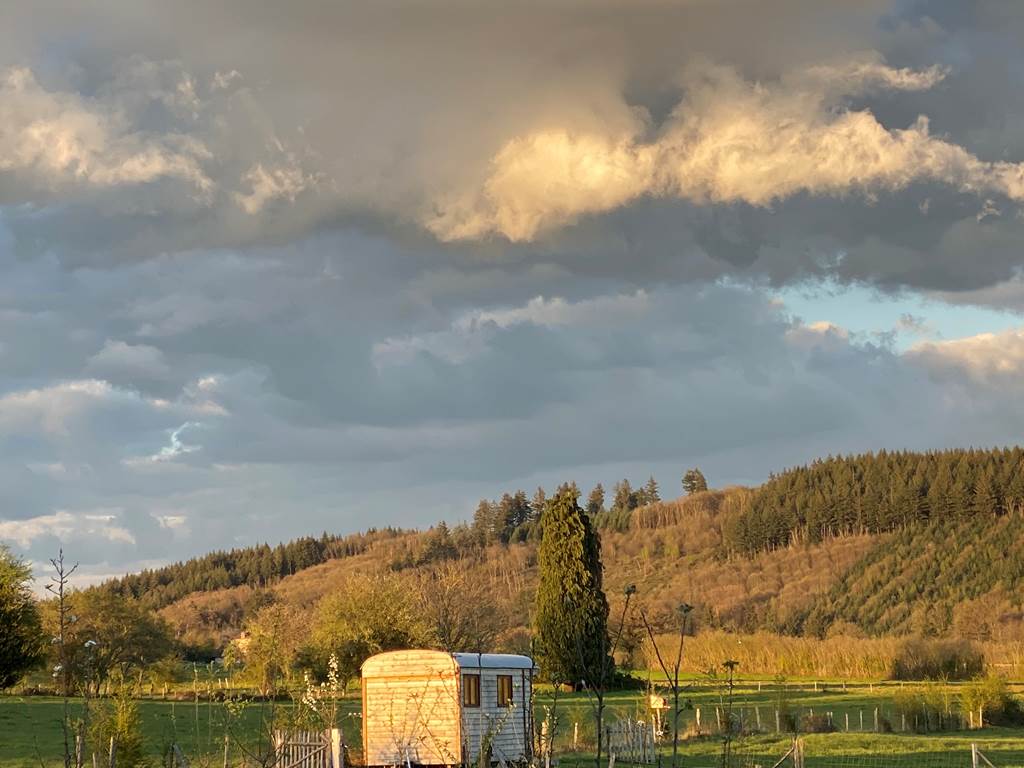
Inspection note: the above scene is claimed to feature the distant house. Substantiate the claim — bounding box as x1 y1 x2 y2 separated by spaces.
361 650 536 766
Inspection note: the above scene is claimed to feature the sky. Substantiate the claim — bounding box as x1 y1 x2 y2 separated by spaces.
3 0 1024 585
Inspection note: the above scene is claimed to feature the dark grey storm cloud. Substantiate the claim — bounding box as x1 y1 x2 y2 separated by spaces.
3 1 1024 581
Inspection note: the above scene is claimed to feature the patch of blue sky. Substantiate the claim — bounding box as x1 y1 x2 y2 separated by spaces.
772 279 1022 351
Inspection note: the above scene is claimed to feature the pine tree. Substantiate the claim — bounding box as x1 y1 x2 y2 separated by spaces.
472 500 494 544
612 480 634 514
682 468 708 495
533 488 611 687
972 471 1000 516
644 476 660 504
530 487 547 523
586 483 605 517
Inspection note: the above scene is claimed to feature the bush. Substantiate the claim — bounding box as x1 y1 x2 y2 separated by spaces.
961 674 1024 726
89 690 149 768
893 684 956 732
800 713 835 733
890 637 983 680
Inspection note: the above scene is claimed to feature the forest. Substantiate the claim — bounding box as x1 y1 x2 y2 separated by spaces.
64 448 1024 660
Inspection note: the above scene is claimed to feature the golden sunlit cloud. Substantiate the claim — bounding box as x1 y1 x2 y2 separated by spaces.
426 57 1024 242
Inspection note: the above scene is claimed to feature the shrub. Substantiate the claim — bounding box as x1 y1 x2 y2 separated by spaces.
89 690 149 768
892 684 955 732
961 674 1024 726
800 713 835 733
890 637 983 680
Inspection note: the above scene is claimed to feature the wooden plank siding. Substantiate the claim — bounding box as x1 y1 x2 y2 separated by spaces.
362 651 462 766
362 651 534 767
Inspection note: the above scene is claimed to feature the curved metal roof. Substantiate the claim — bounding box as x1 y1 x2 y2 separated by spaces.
452 652 535 670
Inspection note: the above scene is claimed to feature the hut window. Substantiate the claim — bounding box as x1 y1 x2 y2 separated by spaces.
463 674 481 707
497 675 514 707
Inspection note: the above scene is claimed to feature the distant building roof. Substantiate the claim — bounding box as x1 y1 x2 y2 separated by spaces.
452 652 535 670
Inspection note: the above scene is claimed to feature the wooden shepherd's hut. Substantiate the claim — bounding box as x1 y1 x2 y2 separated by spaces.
361 650 535 766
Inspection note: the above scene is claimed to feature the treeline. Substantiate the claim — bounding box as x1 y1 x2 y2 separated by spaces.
391 472 683 569
722 448 1024 555
98 528 409 611
466 474 672 546
94 468 694 608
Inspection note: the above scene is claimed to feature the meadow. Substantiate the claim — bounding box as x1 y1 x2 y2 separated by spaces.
4 678 1024 768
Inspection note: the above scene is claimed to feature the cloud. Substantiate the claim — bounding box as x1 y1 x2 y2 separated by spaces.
0 379 130 435
896 313 938 339
929 275 1024 313
908 327 1024 383
235 158 319 214
87 339 169 380
796 53 948 95
426 59 1024 242
0 67 212 195
0 509 135 549
6 1 1024 584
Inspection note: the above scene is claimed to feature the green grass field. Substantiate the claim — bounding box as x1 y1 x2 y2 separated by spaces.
4 683 1024 768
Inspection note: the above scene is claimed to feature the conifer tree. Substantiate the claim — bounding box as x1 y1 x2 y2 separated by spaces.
586 483 605 517
972 471 1001 516
533 488 610 687
644 475 660 504
682 468 708 495
530 487 547 523
612 479 634 514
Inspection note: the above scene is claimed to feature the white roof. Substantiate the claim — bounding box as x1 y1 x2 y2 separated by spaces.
452 652 535 670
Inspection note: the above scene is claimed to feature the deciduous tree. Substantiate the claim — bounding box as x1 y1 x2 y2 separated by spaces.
0 546 44 689
311 572 430 684
44 590 173 694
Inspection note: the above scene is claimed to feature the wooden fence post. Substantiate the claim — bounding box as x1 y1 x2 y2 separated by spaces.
330 728 343 768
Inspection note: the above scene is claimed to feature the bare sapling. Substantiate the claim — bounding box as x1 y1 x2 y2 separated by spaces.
572 584 635 768
48 549 80 768
639 602 693 768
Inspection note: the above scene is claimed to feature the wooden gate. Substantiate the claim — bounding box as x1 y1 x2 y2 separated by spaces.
272 729 343 768
606 718 655 765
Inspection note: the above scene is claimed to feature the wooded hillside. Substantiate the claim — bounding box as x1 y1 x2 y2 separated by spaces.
88 448 1024 656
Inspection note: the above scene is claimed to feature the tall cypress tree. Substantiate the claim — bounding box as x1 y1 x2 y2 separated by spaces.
533 488 610 687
